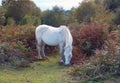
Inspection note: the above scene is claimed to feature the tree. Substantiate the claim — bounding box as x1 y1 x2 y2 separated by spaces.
2 0 39 24
75 1 97 23
69 8 78 23
102 0 120 25
103 0 120 12
41 6 66 27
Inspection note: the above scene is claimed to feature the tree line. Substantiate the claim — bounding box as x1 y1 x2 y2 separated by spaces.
0 0 120 26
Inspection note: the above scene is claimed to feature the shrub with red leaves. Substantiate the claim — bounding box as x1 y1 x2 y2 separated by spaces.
79 23 108 56
69 22 109 64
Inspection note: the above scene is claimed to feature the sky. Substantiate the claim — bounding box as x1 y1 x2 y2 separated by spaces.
0 0 83 11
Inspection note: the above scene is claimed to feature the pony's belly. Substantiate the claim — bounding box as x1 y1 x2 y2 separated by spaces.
43 38 59 46
43 40 59 46
42 32 59 46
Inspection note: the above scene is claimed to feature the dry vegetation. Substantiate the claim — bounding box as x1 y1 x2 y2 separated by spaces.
0 22 120 82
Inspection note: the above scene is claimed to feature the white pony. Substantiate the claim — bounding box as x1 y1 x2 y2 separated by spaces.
35 24 73 65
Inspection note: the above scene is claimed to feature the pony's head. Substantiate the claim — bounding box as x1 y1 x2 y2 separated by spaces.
64 45 73 65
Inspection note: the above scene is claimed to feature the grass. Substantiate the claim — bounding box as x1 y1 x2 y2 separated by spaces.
0 53 74 83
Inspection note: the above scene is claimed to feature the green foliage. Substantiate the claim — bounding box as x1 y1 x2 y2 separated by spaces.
21 15 34 25
17 41 27 52
0 16 6 25
0 6 6 25
21 15 41 26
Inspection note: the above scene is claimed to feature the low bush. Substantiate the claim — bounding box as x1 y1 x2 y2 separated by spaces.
69 27 120 82
0 42 29 67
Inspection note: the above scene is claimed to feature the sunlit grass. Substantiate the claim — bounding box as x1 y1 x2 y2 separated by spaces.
0 54 73 83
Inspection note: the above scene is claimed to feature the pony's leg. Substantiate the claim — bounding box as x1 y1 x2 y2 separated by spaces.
37 41 42 59
59 43 64 63
41 41 46 58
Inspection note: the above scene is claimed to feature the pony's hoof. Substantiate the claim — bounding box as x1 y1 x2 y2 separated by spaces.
59 62 64 66
43 56 49 61
64 64 71 67
38 58 44 61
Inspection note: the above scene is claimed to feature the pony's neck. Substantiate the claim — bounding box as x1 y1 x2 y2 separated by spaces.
64 28 72 48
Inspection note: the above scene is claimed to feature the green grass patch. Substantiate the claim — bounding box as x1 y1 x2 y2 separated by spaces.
0 54 74 83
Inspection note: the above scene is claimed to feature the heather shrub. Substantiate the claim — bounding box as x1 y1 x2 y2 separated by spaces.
79 23 108 56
